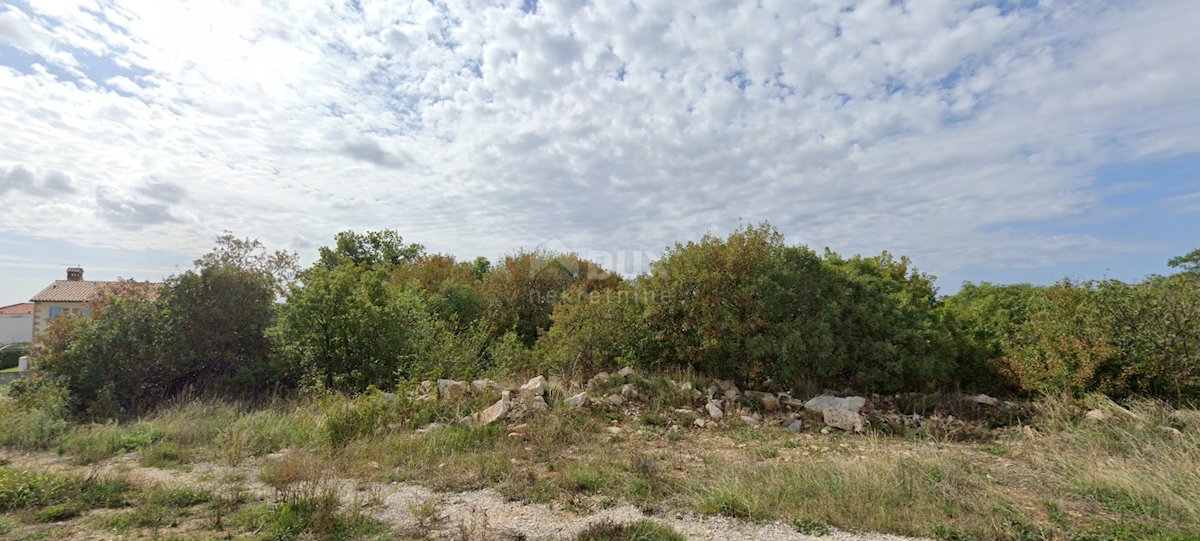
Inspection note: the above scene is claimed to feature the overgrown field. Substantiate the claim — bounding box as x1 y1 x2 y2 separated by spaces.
3 372 1199 541
9 226 1200 539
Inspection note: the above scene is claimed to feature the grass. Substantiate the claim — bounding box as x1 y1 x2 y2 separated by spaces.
3 376 1200 540
575 519 685 541
0 467 131 511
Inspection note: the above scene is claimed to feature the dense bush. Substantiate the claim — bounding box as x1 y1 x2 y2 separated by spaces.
35 237 293 416
639 224 955 392
0 346 26 370
26 225 1200 409
534 282 649 375
36 295 178 416
821 250 957 391
1003 275 1200 400
484 249 620 347
641 224 837 385
939 282 1042 393
271 264 454 391
163 265 289 393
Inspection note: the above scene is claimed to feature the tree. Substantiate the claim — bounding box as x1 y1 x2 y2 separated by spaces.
163 265 287 393
642 223 838 385
36 234 297 416
467 256 491 281
317 230 424 269
483 249 620 346
271 264 451 391
193 232 299 294
36 296 178 417
1168 248 1200 275
821 250 956 392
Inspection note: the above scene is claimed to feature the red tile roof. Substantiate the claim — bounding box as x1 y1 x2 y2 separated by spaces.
31 280 164 303
0 303 34 315
31 281 121 303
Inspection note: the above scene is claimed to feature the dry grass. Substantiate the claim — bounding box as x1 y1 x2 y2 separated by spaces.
4 377 1200 540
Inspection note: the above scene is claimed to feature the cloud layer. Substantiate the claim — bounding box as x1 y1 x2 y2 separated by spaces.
1 0 1198 277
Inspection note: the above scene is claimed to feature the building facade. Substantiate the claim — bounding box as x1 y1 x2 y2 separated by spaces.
0 303 33 344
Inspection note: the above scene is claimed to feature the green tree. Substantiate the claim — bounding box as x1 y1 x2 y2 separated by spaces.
36 296 178 416
483 249 620 346
940 281 1042 393
163 265 289 393
1168 248 1200 274
822 250 955 391
534 282 649 375
193 232 299 294
317 230 424 268
642 223 838 386
270 264 451 391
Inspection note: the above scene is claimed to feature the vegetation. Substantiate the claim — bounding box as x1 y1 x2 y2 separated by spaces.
26 223 1200 409
5 224 1200 539
2 378 1199 540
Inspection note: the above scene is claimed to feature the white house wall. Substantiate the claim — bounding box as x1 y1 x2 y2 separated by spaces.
0 314 33 344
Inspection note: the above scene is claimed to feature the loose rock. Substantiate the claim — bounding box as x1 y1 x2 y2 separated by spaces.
785 419 803 433
740 416 760 427
438 379 467 399
565 391 588 408
609 394 625 406
823 407 864 432
586 373 610 390
415 422 445 435
1085 409 1108 422
706 401 724 419
805 394 866 414
970 394 1000 407
476 400 508 425
617 366 635 378
520 376 547 396
621 384 639 400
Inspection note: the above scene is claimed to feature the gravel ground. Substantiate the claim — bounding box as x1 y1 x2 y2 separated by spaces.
380 481 929 541
2 451 928 541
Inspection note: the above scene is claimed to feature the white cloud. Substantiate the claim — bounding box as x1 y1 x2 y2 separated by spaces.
0 0 1198 279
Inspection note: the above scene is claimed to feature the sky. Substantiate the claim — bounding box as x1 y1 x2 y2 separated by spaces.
1 0 1199 303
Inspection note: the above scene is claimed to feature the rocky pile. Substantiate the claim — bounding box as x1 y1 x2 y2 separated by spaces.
411 370 1019 438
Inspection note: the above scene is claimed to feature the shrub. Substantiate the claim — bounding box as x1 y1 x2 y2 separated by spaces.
162 265 288 394
641 222 953 392
534 283 648 375
642 223 838 385
822 250 956 391
1004 276 1200 400
271 264 453 391
35 295 178 416
940 282 1042 394
0 345 27 370
483 249 620 347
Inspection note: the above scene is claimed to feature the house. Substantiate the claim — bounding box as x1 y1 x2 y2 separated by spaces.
0 302 33 344
29 267 161 338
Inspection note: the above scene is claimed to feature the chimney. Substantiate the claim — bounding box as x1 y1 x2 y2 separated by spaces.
67 267 84 281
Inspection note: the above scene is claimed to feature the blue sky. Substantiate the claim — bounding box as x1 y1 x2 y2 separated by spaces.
2 0 1199 303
